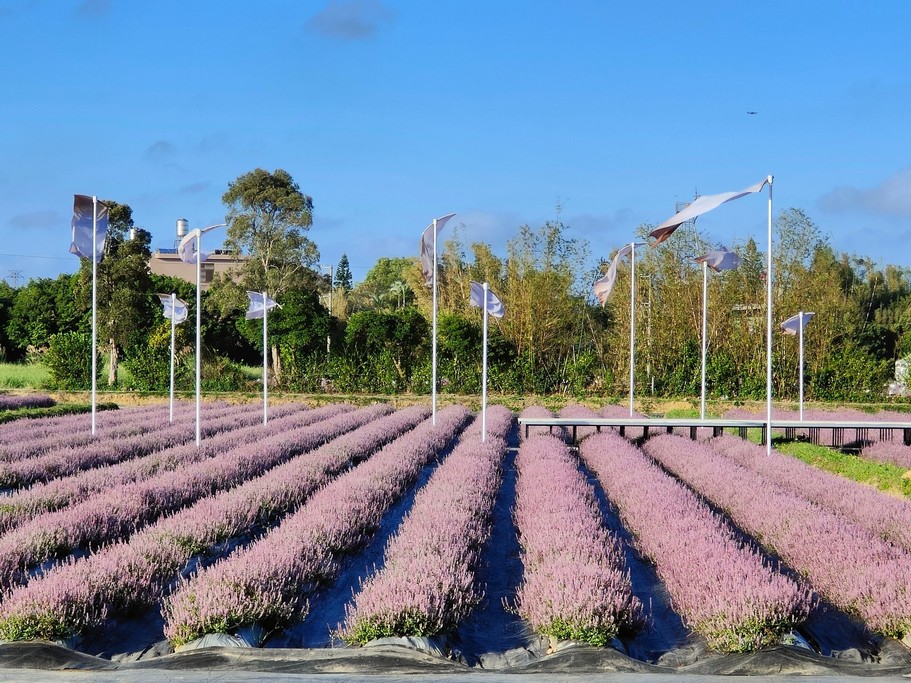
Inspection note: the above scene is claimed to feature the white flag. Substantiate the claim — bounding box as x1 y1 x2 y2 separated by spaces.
177 229 210 264
469 281 505 318
694 246 741 272
157 294 189 324
419 213 456 287
69 194 109 262
246 291 280 320
650 178 770 245
593 242 645 306
780 312 815 335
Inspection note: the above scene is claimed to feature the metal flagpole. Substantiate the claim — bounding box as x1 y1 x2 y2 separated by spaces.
766 176 774 455
170 293 176 423
799 311 805 422
629 242 636 417
482 283 489 442
195 233 202 447
263 291 269 426
700 260 708 420
91 196 98 435
432 218 438 425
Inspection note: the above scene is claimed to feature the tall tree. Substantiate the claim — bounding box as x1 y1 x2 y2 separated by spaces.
223 168 319 297
335 253 353 293
222 169 319 377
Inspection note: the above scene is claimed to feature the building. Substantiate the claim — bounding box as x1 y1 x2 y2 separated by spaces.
150 248 246 290
148 218 246 290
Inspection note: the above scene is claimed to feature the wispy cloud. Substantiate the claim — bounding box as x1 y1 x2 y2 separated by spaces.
76 0 110 18
144 139 176 162
818 168 911 218
306 0 393 40
10 210 61 230
179 181 209 194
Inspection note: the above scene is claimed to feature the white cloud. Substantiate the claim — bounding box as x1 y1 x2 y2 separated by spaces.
306 0 393 40
818 168 911 218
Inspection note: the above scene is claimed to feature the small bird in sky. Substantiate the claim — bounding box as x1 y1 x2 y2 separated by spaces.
746 111 758 115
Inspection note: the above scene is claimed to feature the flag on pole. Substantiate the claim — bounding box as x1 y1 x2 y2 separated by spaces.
593 242 645 305
419 213 456 286
246 291 280 319
158 294 189 324
780 312 815 335
649 178 771 245
694 246 741 272
69 194 109 261
177 229 211 264
469 281 505 318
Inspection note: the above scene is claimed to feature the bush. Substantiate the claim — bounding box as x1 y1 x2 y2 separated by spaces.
45 332 98 390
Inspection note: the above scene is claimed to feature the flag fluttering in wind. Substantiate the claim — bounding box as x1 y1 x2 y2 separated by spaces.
649 178 770 245
694 246 741 273
469 281 505 442
419 213 456 287
70 194 109 262
158 293 189 324
694 246 741 420
780 311 815 335
593 242 645 305
177 229 212 264
780 311 815 420
246 291 281 319
469 281 505 318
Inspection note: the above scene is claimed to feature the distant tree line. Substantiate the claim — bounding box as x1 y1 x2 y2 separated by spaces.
1 169 907 402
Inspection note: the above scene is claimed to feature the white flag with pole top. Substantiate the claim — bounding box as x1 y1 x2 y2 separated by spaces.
419 212 456 424
781 311 815 421
651 177 773 453
593 242 645 416
158 293 189 423
693 246 741 419
178 223 226 446
70 194 109 435
469 281 504 442
247 291 281 426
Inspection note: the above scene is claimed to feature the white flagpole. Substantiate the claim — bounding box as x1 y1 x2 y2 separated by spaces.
263 291 269 426
799 311 805 422
169 293 176 423
91 196 98 435
195 233 202 447
629 242 636 417
766 176 774 455
700 260 708 420
432 218 438 425
482 282 489 443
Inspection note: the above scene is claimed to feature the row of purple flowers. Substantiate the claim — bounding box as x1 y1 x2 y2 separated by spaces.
0 403 431 643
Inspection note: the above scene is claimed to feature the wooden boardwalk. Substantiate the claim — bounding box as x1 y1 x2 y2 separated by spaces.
517 416 911 448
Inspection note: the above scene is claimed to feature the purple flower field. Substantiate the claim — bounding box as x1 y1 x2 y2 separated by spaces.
0 400 908 673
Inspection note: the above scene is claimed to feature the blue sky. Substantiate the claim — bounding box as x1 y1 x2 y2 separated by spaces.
2 0 910 286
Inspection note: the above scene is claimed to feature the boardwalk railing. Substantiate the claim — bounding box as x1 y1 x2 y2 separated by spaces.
518 417 911 448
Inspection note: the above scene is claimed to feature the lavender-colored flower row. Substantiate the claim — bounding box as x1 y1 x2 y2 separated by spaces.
0 403 316 534
643 434 911 638
0 402 209 461
861 440 911 470
599 403 647 439
0 402 289 488
513 434 643 647
724 406 911 446
709 434 911 553
557 403 602 441
161 405 472 646
0 403 359 587
341 406 514 644
582 432 813 651
0 403 426 642
0 395 54 411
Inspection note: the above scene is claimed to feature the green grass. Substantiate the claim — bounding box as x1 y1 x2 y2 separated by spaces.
777 440 911 498
0 363 49 389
